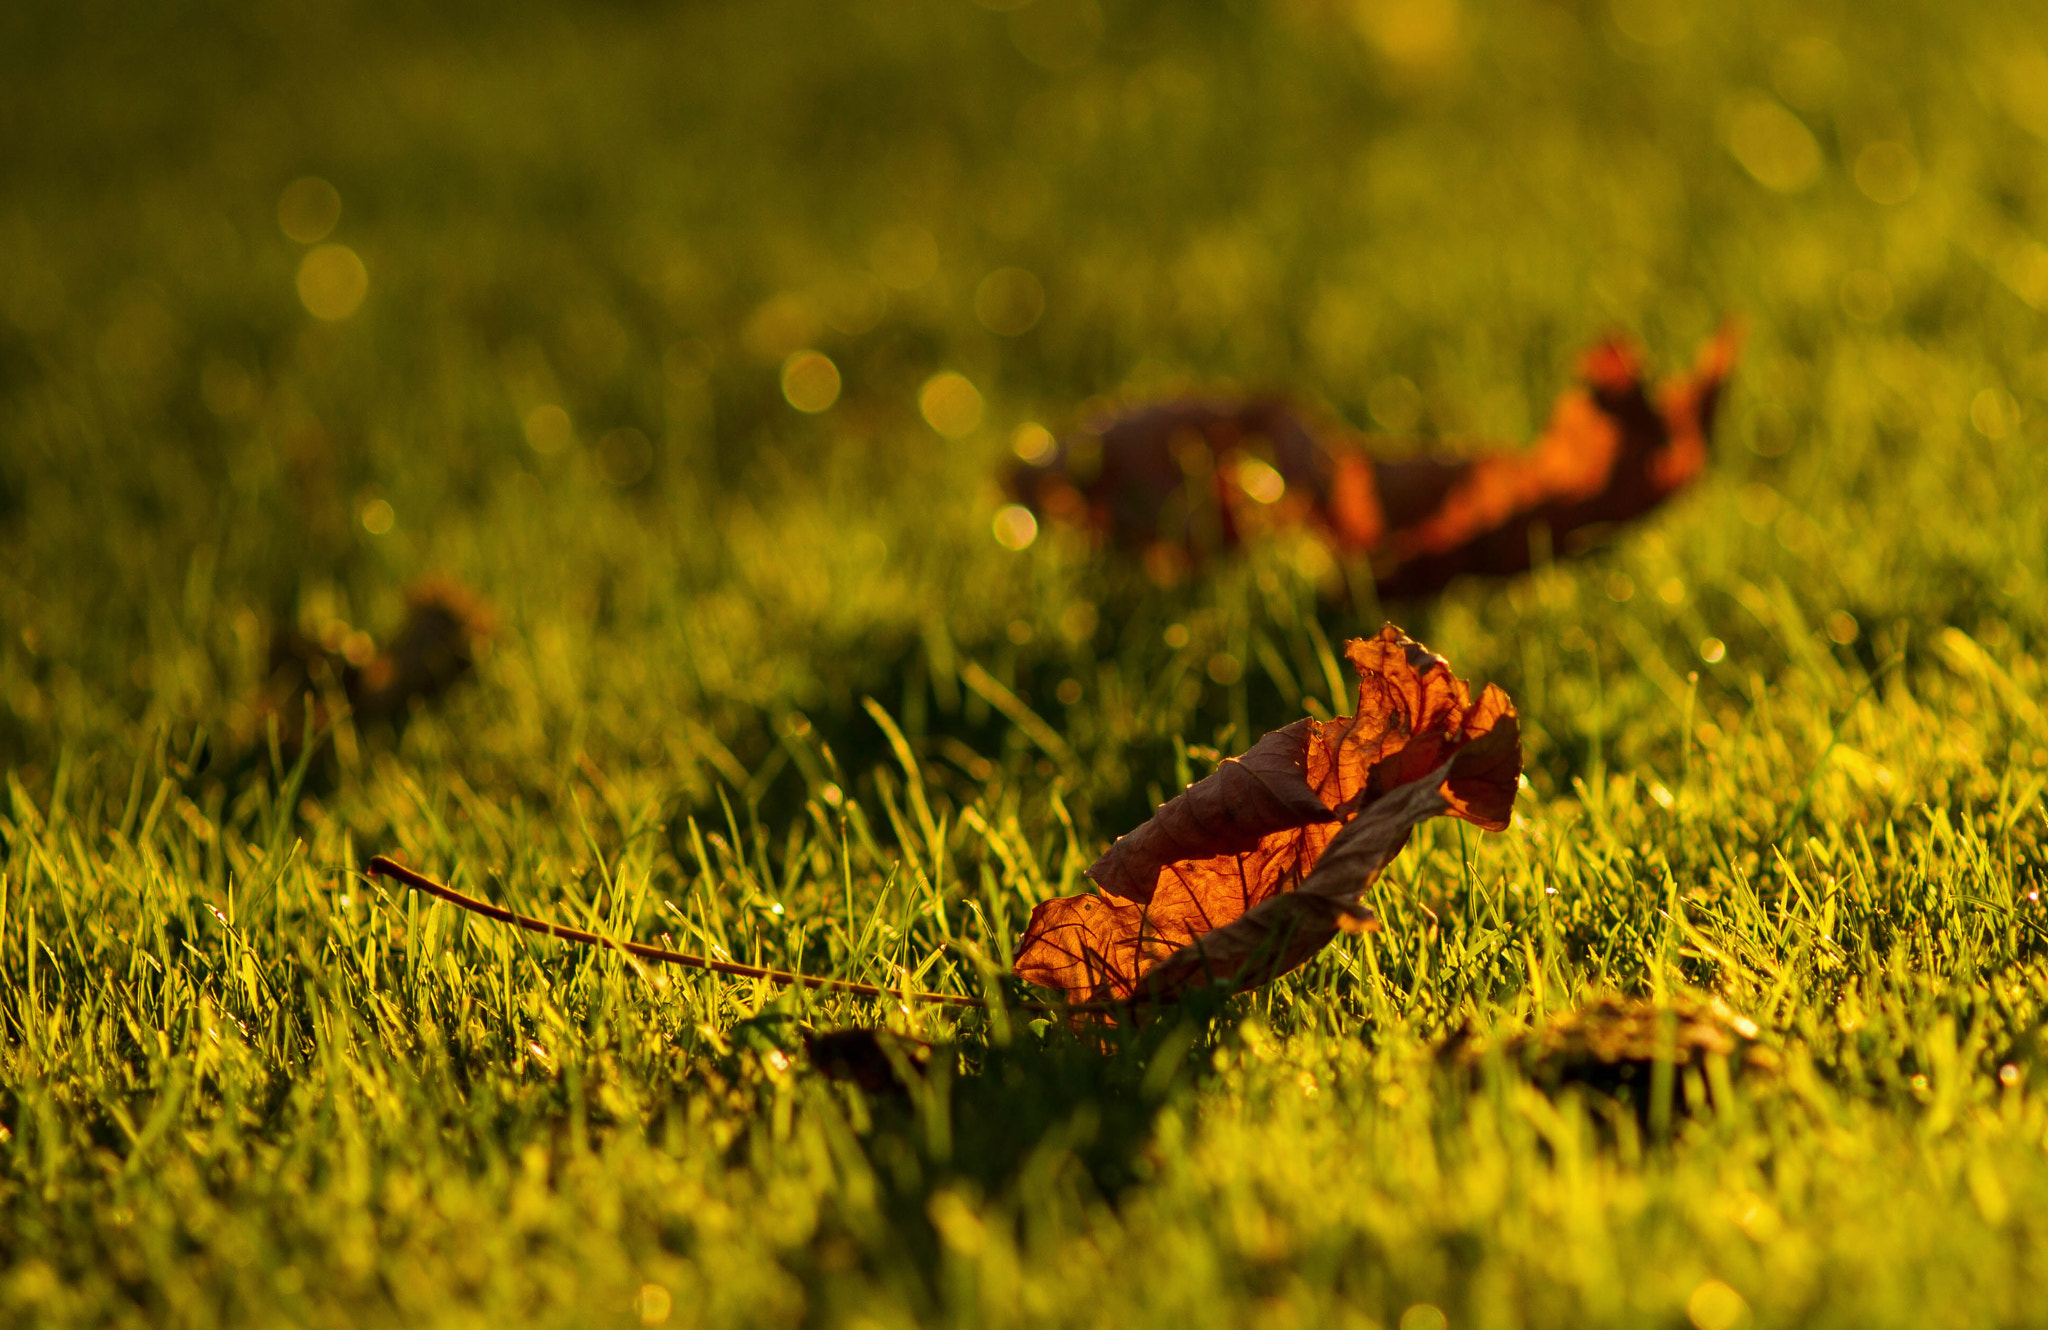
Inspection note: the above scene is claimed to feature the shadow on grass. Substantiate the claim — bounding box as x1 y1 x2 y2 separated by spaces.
786 1006 1221 1321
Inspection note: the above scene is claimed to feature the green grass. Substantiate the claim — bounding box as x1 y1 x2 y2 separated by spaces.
7 0 2048 1325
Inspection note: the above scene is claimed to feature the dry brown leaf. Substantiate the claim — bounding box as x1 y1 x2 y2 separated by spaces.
1003 326 1740 597
1013 624 1519 1006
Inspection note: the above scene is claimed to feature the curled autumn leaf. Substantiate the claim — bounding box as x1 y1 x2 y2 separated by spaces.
1003 325 1740 597
1013 625 1519 1007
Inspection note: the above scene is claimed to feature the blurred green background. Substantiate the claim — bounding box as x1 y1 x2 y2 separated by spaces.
8 0 2047 803
9 2 2048 1327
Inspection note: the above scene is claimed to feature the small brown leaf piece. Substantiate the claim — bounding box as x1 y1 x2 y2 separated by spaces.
1003 326 1740 598
1013 625 1519 1006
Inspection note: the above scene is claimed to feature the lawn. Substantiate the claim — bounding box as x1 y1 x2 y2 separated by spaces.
5 0 2048 1325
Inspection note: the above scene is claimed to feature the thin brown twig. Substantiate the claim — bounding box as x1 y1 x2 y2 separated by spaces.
365 855 1058 1011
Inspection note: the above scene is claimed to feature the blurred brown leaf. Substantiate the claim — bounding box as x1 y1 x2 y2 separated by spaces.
1004 325 1740 597
253 576 493 749
1013 625 1519 1007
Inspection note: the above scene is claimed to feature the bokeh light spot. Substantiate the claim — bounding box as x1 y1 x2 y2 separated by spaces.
1012 421 1057 464
975 267 1045 335
1971 388 2020 439
992 505 1038 550
1826 611 1860 644
277 177 341 244
1737 483 1781 526
1699 637 1728 664
781 351 842 413
296 245 368 320
1687 1280 1750 1330
745 294 822 362
525 404 574 455
1359 0 1463 71
1853 141 1919 204
1235 457 1285 504
920 372 985 437
1726 95 1822 193
637 1283 672 1326
1772 37 1843 112
360 498 395 535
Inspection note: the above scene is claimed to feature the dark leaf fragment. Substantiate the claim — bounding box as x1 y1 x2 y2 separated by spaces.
803 1027 935 1095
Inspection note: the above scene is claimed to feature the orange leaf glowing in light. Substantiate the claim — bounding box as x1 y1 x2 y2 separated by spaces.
1012 625 1520 1007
